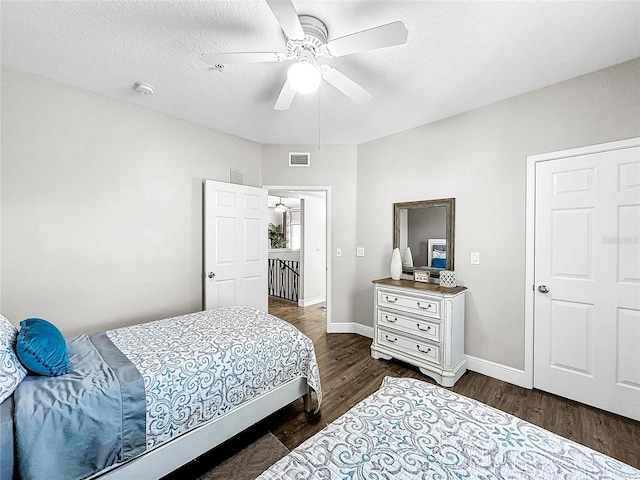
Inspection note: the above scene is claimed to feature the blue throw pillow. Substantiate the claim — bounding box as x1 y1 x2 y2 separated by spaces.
16 318 70 376
432 258 447 269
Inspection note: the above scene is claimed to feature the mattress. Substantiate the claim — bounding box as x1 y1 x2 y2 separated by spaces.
258 376 639 480
107 306 322 448
13 306 321 480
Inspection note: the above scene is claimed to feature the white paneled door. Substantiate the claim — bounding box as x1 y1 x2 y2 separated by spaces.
203 180 268 312
533 140 640 420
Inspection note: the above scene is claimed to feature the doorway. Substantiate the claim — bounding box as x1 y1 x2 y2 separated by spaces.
525 138 640 420
264 185 331 332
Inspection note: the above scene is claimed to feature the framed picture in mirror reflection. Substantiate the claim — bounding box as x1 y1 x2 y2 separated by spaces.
428 238 446 269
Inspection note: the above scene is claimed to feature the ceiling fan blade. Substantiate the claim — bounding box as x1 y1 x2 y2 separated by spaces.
274 78 296 110
266 0 305 41
321 66 372 105
201 52 285 65
326 21 408 57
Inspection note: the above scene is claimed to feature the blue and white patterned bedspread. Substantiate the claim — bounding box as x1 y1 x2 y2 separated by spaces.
258 376 639 480
107 306 321 448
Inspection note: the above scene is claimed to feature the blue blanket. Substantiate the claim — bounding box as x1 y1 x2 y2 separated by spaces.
13 333 145 480
0 395 15 480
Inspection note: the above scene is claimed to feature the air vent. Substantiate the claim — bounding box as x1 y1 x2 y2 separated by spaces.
289 152 310 167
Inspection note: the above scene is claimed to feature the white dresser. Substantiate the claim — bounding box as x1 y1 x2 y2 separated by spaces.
371 278 467 387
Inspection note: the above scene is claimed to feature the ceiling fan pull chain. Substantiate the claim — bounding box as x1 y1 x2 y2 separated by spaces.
318 83 322 149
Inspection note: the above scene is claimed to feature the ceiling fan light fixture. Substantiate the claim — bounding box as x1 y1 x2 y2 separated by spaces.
275 196 287 213
287 61 321 94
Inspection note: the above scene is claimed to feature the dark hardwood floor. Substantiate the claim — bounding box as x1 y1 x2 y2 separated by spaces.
169 298 639 478
267 298 640 469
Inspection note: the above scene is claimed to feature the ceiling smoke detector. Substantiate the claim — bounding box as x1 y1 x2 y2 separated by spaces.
134 82 154 95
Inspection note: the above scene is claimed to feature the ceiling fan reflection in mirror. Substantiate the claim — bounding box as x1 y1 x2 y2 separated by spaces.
201 0 408 111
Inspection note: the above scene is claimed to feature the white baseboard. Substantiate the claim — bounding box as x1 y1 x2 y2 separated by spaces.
464 355 531 389
325 326 530 389
298 295 326 307
355 324 374 339
327 322 374 339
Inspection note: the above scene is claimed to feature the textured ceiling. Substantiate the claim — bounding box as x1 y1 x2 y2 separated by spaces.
2 1 639 145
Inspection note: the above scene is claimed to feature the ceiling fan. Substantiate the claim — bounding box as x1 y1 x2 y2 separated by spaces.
202 0 408 111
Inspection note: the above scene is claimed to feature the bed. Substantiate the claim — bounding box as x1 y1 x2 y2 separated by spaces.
258 376 639 480
0 306 321 480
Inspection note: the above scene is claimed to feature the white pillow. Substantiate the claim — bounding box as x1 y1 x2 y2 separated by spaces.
432 249 446 259
0 314 27 404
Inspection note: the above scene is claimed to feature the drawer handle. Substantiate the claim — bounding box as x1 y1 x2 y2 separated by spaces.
417 345 432 354
384 315 398 323
385 335 398 343
417 302 434 311
417 324 432 332
385 296 398 304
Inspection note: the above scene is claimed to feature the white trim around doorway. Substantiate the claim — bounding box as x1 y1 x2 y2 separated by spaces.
264 185 332 333
524 137 640 391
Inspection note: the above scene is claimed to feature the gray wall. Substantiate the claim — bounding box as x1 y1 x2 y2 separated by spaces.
1 68 262 335
2 60 638 373
261 144 358 324
355 59 640 370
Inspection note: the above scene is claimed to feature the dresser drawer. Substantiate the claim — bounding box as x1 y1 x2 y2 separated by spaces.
377 329 440 365
377 289 441 319
377 310 441 343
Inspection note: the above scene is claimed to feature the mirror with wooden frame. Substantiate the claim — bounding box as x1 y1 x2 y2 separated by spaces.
393 198 455 277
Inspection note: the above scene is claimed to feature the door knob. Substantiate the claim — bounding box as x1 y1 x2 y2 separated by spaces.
538 285 549 294
208 272 215 279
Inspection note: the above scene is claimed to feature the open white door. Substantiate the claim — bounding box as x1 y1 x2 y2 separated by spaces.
532 139 640 420
203 180 268 312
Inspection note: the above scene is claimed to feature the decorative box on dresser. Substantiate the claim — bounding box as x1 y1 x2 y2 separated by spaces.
371 278 467 387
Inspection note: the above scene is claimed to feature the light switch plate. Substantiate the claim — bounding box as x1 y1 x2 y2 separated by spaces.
336 248 342 257
356 247 365 257
471 251 480 264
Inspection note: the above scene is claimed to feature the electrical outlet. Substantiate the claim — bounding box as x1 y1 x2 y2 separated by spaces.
336 248 342 257
356 247 365 257
471 251 480 264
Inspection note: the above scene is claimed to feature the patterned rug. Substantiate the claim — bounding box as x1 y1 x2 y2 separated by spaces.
196 433 289 480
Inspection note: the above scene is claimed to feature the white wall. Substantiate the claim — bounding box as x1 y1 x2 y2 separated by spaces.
267 208 283 232
268 251 300 262
301 195 326 305
261 145 358 324
355 59 640 370
1 68 262 335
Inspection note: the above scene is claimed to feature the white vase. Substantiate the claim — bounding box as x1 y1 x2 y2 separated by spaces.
390 248 402 280
402 247 414 268
440 270 457 287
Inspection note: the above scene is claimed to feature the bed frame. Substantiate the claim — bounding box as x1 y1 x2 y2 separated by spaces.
94 377 313 479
